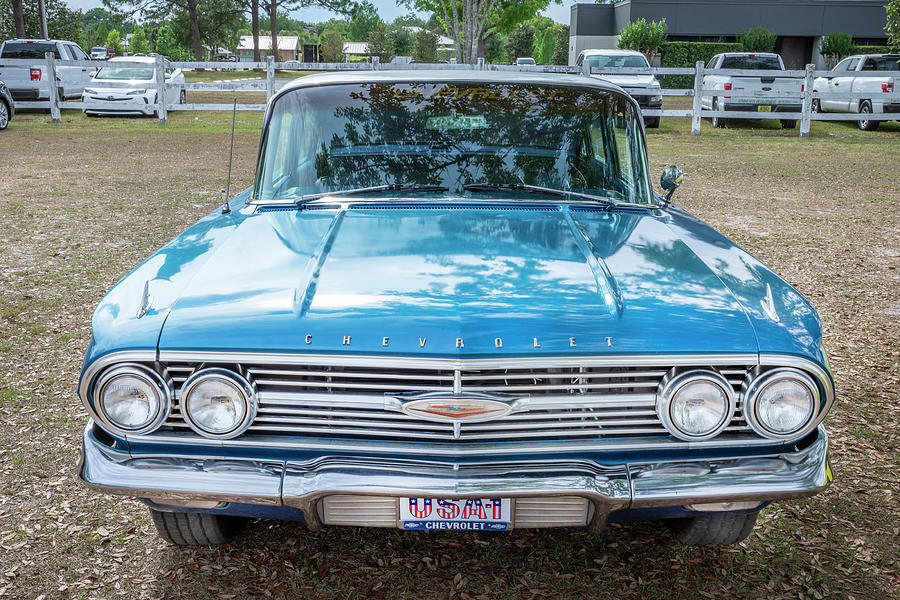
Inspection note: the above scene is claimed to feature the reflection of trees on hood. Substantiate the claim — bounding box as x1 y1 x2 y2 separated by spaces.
312 83 617 191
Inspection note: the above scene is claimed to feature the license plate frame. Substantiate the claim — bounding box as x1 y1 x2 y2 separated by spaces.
400 497 511 531
757 105 773 112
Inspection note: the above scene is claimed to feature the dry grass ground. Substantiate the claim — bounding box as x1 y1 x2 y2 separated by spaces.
0 96 898 600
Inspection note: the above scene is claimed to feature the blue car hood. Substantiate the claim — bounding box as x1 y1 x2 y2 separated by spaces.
154 203 763 357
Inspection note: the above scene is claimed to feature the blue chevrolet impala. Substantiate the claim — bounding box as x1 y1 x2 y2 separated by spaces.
78 71 833 546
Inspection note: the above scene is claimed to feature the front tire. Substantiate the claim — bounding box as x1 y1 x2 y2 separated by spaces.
780 119 797 129
858 101 879 131
644 116 660 129
149 508 244 546
668 510 759 546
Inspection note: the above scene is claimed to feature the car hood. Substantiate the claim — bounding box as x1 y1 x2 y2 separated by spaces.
591 73 657 88
152 203 760 357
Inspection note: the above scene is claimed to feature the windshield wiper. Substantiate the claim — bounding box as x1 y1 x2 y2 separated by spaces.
298 183 449 205
462 183 617 207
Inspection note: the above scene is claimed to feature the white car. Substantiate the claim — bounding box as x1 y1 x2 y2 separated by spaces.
574 49 662 128
82 55 185 117
515 57 536 66
812 54 900 131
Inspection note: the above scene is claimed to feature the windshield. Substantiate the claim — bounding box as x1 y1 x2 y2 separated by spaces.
0 42 60 59
720 55 782 70
586 55 650 69
254 82 654 205
95 66 154 80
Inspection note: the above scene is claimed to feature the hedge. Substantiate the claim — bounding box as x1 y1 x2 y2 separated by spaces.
854 45 892 55
659 41 742 88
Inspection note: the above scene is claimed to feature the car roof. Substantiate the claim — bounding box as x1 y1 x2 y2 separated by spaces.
580 49 644 57
720 52 779 57
108 55 158 64
275 70 631 100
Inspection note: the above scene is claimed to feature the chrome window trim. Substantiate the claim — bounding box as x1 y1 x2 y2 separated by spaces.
655 369 736 441
80 350 834 452
742 368 819 440
180 368 259 440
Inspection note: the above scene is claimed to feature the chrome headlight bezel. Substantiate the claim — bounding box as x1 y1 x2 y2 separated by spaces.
743 368 819 440
656 370 736 441
180 368 257 439
93 363 173 435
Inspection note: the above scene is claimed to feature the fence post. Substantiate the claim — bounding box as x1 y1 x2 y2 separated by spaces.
154 54 167 125
477 57 484 70
799 63 815 138
691 60 704 135
372 56 380 71
45 52 60 123
266 56 275 100
581 61 590 77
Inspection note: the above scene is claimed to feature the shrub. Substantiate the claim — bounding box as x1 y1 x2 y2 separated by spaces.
617 18 667 64
552 25 569 66
659 41 742 88
367 23 395 63
321 29 344 63
506 23 534 63
887 0 900 51
738 27 776 52
412 29 438 63
391 26 414 56
820 32 855 68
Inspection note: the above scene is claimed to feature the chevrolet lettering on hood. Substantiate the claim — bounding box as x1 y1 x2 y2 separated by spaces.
77 70 834 549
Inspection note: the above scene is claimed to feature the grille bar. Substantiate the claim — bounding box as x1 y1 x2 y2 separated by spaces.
159 358 756 444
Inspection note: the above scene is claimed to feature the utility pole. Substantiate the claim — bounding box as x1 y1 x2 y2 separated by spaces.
38 0 49 38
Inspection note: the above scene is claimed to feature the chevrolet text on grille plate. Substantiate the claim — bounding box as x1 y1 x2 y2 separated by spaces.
401 498 511 531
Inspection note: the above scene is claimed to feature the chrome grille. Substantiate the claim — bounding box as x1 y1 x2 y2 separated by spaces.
160 358 754 443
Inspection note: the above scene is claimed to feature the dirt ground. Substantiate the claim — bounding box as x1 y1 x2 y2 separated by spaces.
0 101 898 600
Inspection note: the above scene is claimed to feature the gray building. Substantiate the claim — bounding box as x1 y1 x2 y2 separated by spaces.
569 0 890 68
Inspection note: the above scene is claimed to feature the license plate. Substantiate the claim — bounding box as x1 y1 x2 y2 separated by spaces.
757 105 773 112
400 498 511 531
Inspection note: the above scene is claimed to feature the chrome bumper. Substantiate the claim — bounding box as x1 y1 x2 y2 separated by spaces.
79 424 831 530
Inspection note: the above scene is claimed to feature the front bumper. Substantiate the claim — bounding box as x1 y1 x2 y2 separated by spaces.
79 423 832 530
82 94 155 115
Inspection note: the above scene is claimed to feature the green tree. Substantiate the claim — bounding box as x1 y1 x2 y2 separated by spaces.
0 0 81 41
887 0 900 51
367 22 394 62
403 0 560 64
412 27 437 62
96 22 109 47
349 0 380 41
153 24 178 56
551 24 568 65
534 27 554 64
129 26 150 53
820 32 855 67
321 28 344 62
617 18 667 64
107 28 123 54
391 25 414 56
738 26 776 52
484 33 506 63
505 22 534 63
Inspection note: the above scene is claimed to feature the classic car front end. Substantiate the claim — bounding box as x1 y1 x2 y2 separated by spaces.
78 71 833 546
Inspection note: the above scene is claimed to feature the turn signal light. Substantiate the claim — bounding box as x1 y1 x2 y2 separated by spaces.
883 82 894 93
30 68 41 81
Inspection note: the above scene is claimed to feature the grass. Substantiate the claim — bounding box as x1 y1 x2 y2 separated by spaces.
0 100 898 599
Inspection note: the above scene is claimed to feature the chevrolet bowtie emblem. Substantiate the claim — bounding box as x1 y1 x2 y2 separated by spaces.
391 392 522 424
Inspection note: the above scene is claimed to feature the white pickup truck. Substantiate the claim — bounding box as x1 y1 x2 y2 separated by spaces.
0 39 95 102
812 54 900 131
701 52 803 129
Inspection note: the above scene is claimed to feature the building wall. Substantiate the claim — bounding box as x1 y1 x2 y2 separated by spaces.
568 35 620 65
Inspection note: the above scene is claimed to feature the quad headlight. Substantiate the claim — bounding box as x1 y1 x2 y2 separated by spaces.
656 370 735 441
743 369 818 439
180 368 257 439
94 364 172 435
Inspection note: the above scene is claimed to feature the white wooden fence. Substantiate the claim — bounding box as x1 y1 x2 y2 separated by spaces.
7 53 900 137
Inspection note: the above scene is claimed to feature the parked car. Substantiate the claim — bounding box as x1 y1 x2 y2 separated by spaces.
0 79 13 129
78 71 834 547
574 49 663 128
81 55 185 117
812 54 900 131
701 52 802 129
515 57 536 66
0 39 94 101
90 46 109 61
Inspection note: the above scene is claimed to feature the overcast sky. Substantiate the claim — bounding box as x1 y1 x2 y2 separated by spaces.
64 0 572 26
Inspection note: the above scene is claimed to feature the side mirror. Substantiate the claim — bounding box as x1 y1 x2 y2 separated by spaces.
660 165 683 203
